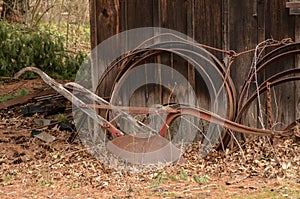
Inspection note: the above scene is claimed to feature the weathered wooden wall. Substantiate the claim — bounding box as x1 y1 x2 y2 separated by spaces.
90 0 300 128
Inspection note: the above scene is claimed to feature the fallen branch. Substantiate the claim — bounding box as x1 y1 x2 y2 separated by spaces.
226 175 249 185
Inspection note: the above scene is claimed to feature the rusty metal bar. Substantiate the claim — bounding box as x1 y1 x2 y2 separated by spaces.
160 104 289 138
238 44 300 111
14 38 300 154
237 76 300 124
78 103 291 138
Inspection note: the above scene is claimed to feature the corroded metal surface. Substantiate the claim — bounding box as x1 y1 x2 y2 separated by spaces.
14 39 300 162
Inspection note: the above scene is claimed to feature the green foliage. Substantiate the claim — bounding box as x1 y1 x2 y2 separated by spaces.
169 175 178 181
15 88 29 97
1 174 14 185
39 24 90 54
0 21 86 80
56 113 68 123
0 88 29 102
37 179 54 188
0 94 13 102
179 167 188 181
148 172 163 188
193 174 209 185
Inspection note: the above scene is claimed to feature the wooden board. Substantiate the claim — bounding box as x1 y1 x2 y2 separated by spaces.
89 0 299 132
264 0 296 127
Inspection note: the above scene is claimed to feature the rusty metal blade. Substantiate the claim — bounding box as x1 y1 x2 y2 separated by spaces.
106 134 184 164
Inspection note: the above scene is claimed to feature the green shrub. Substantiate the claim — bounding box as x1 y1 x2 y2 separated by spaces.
0 21 86 80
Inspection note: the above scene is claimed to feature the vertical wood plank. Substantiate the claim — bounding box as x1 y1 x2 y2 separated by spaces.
222 0 229 52
152 0 163 107
89 0 300 132
126 0 153 29
256 0 266 129
187 0 196 105
192 0 223 112
295 15 300 119
265 0 295 126
194 0 223 59
89 0 120 139
125 0 154 108
119 0 127 33
93 0 120 93
158 0 189 106
89 0 97 49
257 0 265 43
157 0 168 106
229 0 257 93
95 0 120 43
159 0 188 77
228 0 258 129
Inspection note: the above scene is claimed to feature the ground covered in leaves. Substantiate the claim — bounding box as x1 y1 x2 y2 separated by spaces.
0 79 300 198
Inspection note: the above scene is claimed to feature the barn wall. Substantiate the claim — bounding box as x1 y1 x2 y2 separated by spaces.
90 0 300 127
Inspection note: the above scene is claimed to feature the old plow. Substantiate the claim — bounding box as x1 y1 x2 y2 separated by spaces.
14 34 300 170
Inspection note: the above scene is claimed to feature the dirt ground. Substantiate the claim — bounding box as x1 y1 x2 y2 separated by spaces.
0 79 300 199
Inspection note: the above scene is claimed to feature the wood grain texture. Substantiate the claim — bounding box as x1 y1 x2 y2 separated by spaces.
265 0 296 126
90 0 299 130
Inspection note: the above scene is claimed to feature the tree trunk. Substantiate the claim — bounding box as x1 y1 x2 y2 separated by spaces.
1 0 28 23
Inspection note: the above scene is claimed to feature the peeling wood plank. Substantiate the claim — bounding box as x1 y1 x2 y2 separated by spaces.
0 89 56 109
286 2 300 8
295 15 300 118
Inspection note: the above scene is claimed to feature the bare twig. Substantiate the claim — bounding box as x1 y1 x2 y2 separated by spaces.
226 175 249 185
